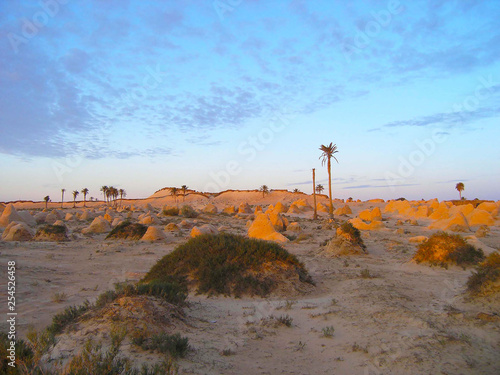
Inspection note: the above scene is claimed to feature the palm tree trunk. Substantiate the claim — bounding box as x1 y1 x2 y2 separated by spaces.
312 168 317 220
327 158 333 219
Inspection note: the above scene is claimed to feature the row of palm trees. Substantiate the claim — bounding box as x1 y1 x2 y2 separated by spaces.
170 185 189 203
100 186 127 207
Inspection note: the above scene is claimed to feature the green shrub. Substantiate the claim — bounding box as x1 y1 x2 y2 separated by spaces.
276 314 293 327
162 207 179 216
0 332 34 374
467 252 500 295
142 233 313 297
322 326 335 338
180 205 198 218
47 301 91 336
95 290 118 308
338 221 365 249
34 224 68 241
133 332 189 358
135 280 187 305
106 221 148 240
414 232 485 267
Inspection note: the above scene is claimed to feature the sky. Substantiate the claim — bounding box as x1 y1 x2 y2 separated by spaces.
1 0 499 202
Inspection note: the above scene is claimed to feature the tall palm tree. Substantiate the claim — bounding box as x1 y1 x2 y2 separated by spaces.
319 142 339 219
107 186 118 207
316 184 325 194
455 182 465 200
260 185 269 198
312 168 317 220
44 195 50 209
119 189 126 207
61 189 65 209
181 185 188 202
72 190 79 208
170 187 179 205
81 188 89 207
100 186 108 203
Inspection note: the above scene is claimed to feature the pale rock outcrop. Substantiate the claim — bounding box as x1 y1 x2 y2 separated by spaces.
467 209 495 227
139 215 160 225
359 207 382 222
82 217 111 234
223 206 236 214
103 213 114 223
268 211 288 232
273 202 288 213
409 236 428 243
1 222 34 241
334 205 352 216
317 203 329 213
65 213 74 221
368 199 385 203
476 202 497 213
0 204 26 228
34 212 48 224
287 222 302 233
254 206 263 214
202 204 218 214
383 200 412 215
18 211 36 227
165 223 180 232
428 203 450 220
349 218 385 231
141 226 167 241
191 224 218 238
449 204 474 217
111 218 123 227
238 202 253 214
428 212 470 232
80 210 92 221
287 204 302 214
0 203 5 214
248 213 289 243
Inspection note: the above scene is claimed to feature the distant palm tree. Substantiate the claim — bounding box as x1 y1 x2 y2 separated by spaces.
118 189 126 207
316 184 325 194
181 185 188 202
100 186 108 203
72 190 79 208
107 186 118 207
455 182 465 200
259 185 269 198
312 168 317 220
171 187 179 205
81 188 89 207
293 188 301 193
61 189 65 209
44 195 50 209
319 142 339 219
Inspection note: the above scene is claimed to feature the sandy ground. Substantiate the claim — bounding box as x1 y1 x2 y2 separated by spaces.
0 193 499 374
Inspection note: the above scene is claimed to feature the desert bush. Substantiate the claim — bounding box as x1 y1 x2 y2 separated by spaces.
47 301 91 336
322 326 335 338
106 221 148 240
276 314 293 327
467 252 500 296
132 332 189 358
142 233 313 297
162 207 179 216
34 224 68 241
180 205 198 218
95 290 118 308
413 232 484 268
52 292 67 303
0 332 34 374
338 221 365 249
135 280 187 305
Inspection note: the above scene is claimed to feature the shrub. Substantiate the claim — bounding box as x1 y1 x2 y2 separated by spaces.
47 301 91 336
135 280 187 305
467 252 500 296
413 232 485 267
34 224 68 241
162 207 179 216
133 332 189 358
95 290 118 308
276 314 293 327
338 221 365 249
106 221 148 240
322 326 335 337
180 205 198 218
0 332 34 374
142 233 313 297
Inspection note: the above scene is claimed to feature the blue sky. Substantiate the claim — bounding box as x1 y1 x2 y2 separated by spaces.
1 0 499 202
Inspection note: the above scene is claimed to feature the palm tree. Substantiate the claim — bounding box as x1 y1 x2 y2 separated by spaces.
44 195 50 209
455 182 465 200
119 189 126 207
107 186 118 207
293 188 301 193
61 189 65 209
100 186 108 203
316 184 325 194
312 168 317 220
72 190 79 208
181 185 188 202
81 188 89 207
319 142 339 219
260 185 269 198
170 187 179 205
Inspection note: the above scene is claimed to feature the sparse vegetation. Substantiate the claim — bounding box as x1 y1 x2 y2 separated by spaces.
51 292 67 303
35 224 69 241
106 221 148 240
180 205 198 218
322 326 335 337
142 233 313 297
360 269 372 279
163 207 180 216
132 332 189 358
413 232 485 268
467 252 500 296
276 314 293 327
47 300 92 336
338 221 366 249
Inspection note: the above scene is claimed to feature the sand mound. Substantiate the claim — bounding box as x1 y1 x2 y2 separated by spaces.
165 223 180 232
0 204 26 227
467 209 495 227
476 202 497 213
248 213 289 243
334 205 352 216
142 233 313 297
349 218 385 231
359 207 382 221
202 203 218 214
141 226 167 241
238 202 253 214
82 216 111 234
34 225 69 242
428 212 470 232
106 222 147 240
1 222 33 241
191 224 218 237
223 205 236 214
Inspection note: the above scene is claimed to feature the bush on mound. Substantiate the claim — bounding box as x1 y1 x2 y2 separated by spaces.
105 221 148 240
34 224 68 241
467 252 500 296
142 233 314 297
180 205 198 218
413 231 485 268
324 221 367 256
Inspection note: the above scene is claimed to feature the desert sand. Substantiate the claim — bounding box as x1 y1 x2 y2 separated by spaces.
1 189 499 374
